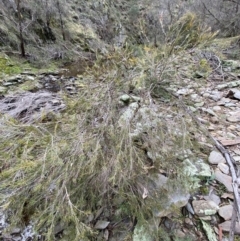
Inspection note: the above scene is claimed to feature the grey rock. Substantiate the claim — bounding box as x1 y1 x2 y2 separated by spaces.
54 223 64 235
217 84 228 90
227 132 236 138
2 81 16 86
203 93 210 98
6 75 22 83
120 94 130 103
229 81 240 88
21 71 36 76
25 75 35 81
208 151 226 164
94 220 110 230
185 202 195 215
212 106 221 112
12 236 22 241
192 200 219 217
191 94 202 102
0 212 7 229
204 192 221 206
0 91 66 123
219 221 240 234
227 112 240 122
198 117 209 124
184 218 194 227
225 103 236 107
194 102 205 107
214 169 233 192
217 97 231 105
2 233 12 239
218 205 233 220
217 163 229 175
118 102 139 126
131 96 141 102
234 91 240 100
210 116 219 124
174 229 186 238
10 228 21 235
233 155 240 162
177 88 193 95
201 108 217 116
209 93 222 101
188 106 197 112
21 224 34 240
0 86 7 93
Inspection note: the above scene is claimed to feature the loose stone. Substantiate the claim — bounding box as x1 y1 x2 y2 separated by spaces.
192 200 219 217
218 205 233 220
219 221 240 234
208 151 226 164
214 169 233 192
217 163 229 175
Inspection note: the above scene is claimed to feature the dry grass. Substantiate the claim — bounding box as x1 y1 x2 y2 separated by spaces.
0 45 211 240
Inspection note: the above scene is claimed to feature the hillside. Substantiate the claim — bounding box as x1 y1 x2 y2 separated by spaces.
0 1 240 241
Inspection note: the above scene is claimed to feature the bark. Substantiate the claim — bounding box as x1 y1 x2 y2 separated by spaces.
16 0 25 57
56 0 65 41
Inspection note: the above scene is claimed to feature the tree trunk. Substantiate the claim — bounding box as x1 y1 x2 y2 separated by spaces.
56 0 65 41
16 0 25 57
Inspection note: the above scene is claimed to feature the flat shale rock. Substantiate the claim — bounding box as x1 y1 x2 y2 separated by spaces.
217 163 229 175
214 170 233 192
208 151 226 164
226 111 240 122
192 200 219 217
218 205 233 220
219 221 240 234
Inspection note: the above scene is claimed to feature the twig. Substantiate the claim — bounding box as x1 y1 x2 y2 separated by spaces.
201 1 221 24
229 201 237 241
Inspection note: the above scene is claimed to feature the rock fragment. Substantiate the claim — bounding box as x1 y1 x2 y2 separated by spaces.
94 220 110 230
219 221 240 234
192 200 219 217
217 163 229 175
214 169 233 192
218 205 233 220
208 151 226 164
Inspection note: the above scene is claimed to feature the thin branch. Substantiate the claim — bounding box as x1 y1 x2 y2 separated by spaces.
201 1 221 24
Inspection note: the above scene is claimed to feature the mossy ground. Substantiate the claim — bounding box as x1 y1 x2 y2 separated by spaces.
0 54 23 76
0 53 61 78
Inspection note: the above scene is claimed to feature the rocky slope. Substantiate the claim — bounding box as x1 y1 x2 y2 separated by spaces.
0 34 240 241
0 1 240 240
